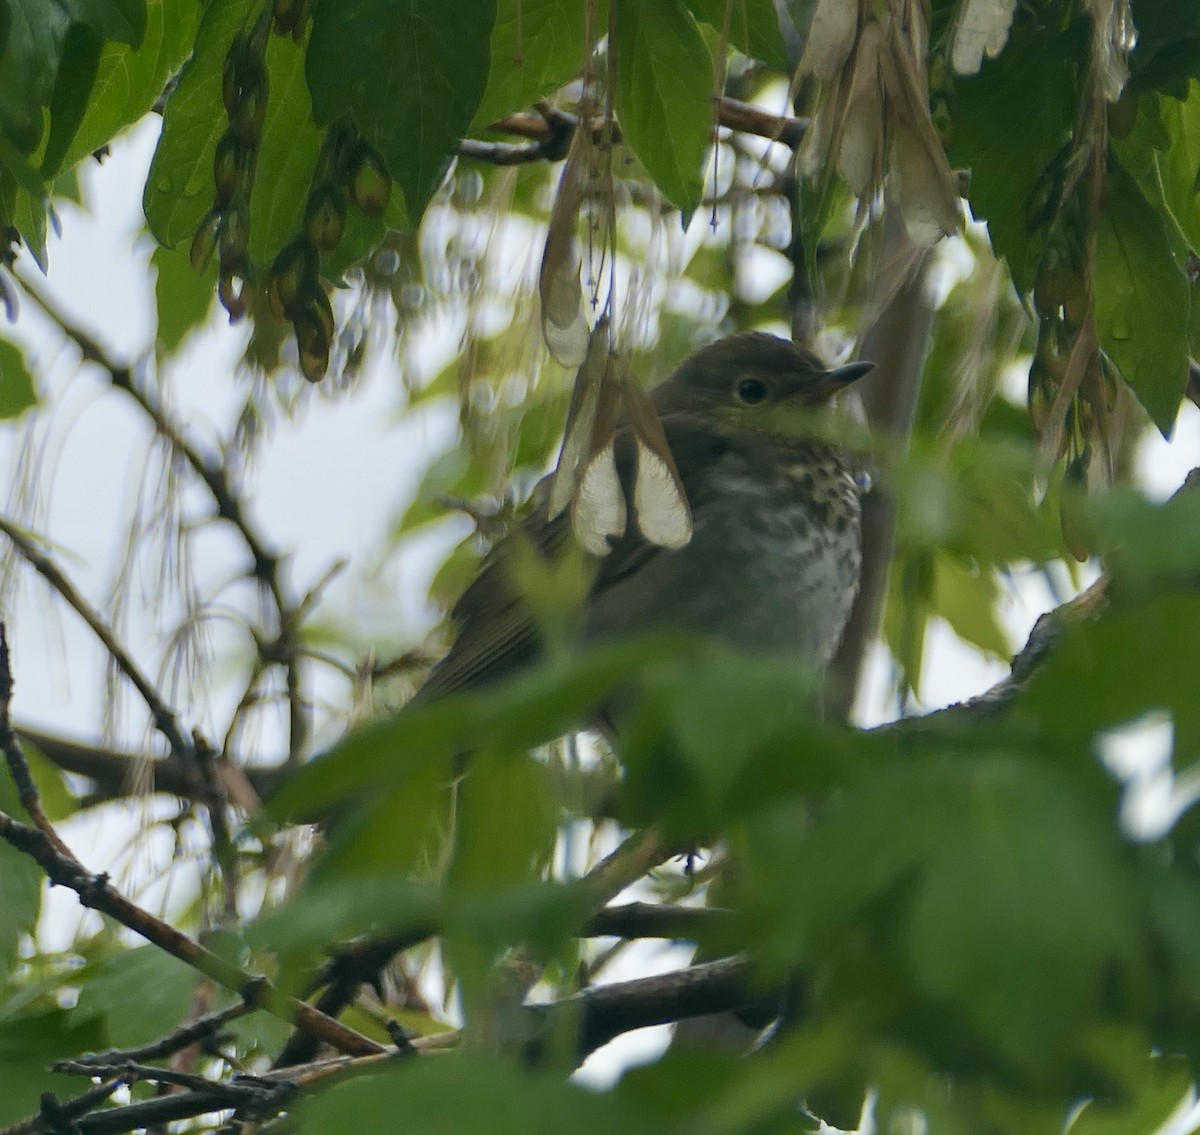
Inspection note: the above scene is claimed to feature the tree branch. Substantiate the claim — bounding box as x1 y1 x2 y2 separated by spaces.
461 96 808 167
15 726 280 807
26 955 751 1135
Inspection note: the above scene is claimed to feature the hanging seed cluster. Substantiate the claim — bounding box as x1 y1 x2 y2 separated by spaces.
189 0 392 383
268 127 392 381
190 15 273 321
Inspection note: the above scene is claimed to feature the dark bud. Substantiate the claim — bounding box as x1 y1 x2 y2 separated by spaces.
267 237 318 320
219 270 250 322
273 0 309 38
290 1 309 43
190 212 221 274
304 185 346 252
213 132 243 207
347 144 392 217
302 280 336 345
233 74 269 145
293 291 332 382
273 0 299 34
222 35 248 118
218 205 250 270
1062 271 1088 327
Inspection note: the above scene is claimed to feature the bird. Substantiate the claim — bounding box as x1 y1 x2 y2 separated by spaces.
416 332 873 707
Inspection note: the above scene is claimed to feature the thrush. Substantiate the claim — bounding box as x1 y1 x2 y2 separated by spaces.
417 333 872 704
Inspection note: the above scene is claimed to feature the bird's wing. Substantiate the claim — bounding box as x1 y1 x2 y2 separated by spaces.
415 415 728 702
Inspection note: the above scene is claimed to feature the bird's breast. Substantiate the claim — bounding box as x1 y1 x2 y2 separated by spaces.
585 445 863 667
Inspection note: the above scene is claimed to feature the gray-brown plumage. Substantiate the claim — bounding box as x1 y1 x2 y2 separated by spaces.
417 333 871 703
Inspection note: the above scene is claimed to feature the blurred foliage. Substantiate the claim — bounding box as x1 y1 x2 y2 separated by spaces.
0 2 1198 1135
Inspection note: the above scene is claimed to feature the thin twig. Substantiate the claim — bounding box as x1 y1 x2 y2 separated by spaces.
0 1077 127 1135
12 269 310 761
68 1002 254 1068
0 518 196 760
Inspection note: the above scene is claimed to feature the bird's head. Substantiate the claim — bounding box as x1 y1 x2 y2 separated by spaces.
651 333 873 430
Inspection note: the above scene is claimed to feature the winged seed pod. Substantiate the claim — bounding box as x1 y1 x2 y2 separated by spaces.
880 7 960 245
798 0 960 247
538 124 592 367
623 378 692 550
797 0 862 79
549 318 609 518
571 351 627 556
950 0 1018 75
1084 0 1136 101
837 20 885 197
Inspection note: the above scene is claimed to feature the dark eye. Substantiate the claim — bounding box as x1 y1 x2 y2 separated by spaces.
735 377 767 405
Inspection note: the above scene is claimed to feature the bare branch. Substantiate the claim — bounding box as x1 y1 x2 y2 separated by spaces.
0 1077 128 1135
67 1002 254 1069
478 96 808 154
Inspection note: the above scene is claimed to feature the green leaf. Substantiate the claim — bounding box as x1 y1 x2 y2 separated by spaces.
0 131 47 199
0 2 72 148
1087 488 1200 587
0 1011 105 1125
1094 160 1190 436
249 871 587 996
614 0 713 219
69 945 201 1047
307 0 495 222
143 0 256 249
297 1054 653 1135
248 875 441 965
58 0 203 175
931 554 1011 660
1067 1042 1192 1135
448 753 559 890
740 753 1142 1086
471 0 590 129
0 0 147 155
1114 85 1200 258
893 438 1063 566
310 757 455 882
685 0 787 69
1128 0 1200 94
618 645 839 835
73 0 147 47
1018 592 1200 760
152 242 215 354
268 635 692 824
41 23 103 178
947 16 1078 295
0 338 38 418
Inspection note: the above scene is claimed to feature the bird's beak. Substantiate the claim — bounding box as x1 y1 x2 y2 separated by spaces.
803 360 875 403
